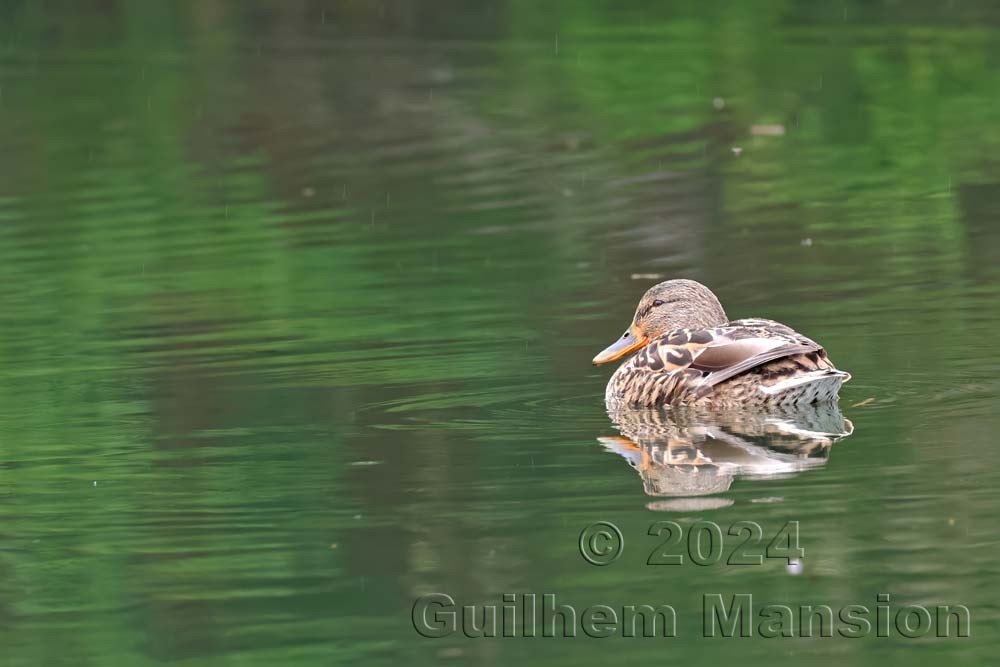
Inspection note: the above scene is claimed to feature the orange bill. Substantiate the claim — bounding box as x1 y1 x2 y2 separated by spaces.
592 324 648 365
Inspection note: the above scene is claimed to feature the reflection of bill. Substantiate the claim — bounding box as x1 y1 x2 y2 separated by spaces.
599 403 854 509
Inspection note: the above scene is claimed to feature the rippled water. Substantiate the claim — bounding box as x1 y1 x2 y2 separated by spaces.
1 2 999 665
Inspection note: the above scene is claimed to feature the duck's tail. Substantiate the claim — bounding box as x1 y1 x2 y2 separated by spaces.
758 369 851 405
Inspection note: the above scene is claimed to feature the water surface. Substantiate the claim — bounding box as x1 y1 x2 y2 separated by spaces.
0 2 998 665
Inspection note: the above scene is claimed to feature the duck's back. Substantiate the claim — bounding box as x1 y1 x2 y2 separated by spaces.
605 318 850 408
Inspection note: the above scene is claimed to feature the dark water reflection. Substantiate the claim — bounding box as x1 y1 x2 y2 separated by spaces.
0 1 999 665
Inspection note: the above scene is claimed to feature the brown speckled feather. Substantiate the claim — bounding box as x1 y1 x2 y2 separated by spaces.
606 319 850 407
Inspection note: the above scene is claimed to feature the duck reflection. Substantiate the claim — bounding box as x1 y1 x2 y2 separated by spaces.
600 402 853 510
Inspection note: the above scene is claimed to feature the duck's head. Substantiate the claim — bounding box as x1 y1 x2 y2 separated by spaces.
592 279 728 365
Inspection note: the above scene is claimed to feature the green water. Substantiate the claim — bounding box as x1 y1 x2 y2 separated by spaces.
1 1 999 665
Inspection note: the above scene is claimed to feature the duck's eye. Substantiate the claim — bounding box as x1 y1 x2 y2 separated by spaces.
652 299 665 307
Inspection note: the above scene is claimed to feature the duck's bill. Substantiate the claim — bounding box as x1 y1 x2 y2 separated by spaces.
592 326 648 365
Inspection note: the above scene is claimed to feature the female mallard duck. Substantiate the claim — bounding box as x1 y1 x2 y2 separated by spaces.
593 279 850 407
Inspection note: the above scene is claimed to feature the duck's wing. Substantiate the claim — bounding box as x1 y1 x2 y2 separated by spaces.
620 319 823 405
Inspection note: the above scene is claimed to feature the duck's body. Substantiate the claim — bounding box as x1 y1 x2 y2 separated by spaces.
605 317 849 407
593 281 850 408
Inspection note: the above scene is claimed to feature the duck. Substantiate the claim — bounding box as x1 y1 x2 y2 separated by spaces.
592 279 850 407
